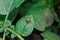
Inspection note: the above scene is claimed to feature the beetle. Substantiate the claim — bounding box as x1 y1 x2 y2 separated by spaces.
26 17 31 23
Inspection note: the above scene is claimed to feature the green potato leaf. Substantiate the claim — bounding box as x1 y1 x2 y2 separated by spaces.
26 0 47 31
41 30 60 40
0 0 25 15
15 15 34 37
4 20 11 27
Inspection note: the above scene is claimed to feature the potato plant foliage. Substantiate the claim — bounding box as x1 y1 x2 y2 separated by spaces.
0 0 60 40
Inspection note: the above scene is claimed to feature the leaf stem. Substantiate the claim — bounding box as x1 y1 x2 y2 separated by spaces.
3 13 10 40
7 28 24 40
3 31 5 40
4 13 9 22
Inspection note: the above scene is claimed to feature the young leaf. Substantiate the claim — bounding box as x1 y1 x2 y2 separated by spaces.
4 20 11 27
0 28 3 33
10 25 16 38
11 34 16 38
15 15 34 37
10 25 14 30
5 31 9 36
41 30 60 40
